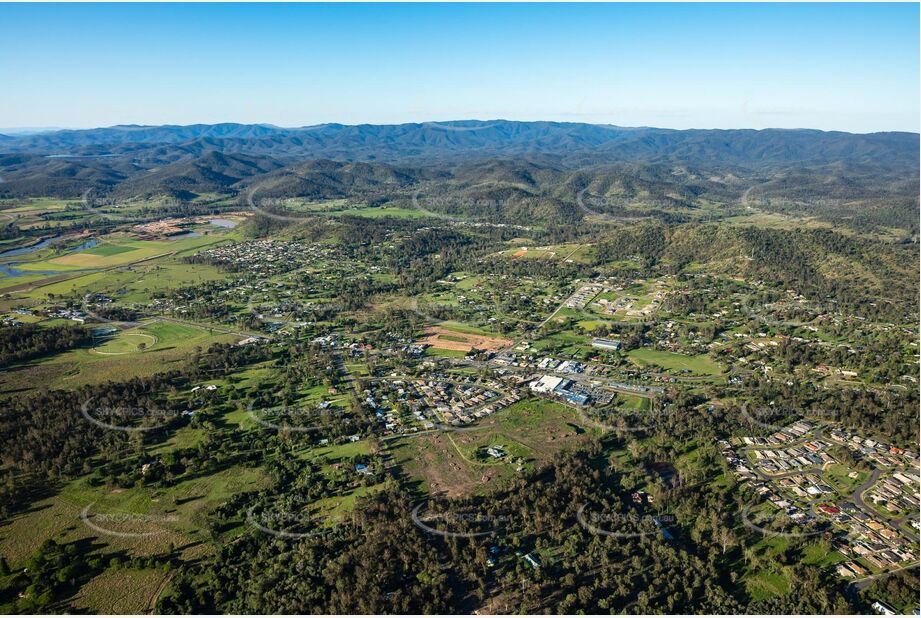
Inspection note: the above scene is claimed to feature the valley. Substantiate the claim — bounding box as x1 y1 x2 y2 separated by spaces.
0 122 918 615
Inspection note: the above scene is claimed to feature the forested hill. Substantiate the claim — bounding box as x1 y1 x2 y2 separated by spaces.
1 121 917 168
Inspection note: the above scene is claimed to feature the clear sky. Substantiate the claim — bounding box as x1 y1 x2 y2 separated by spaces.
1 3 918 133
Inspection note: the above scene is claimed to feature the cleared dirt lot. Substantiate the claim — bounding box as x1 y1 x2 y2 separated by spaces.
416 326 512 352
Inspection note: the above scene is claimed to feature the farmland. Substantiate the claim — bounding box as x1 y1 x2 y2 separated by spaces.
0 120 918 615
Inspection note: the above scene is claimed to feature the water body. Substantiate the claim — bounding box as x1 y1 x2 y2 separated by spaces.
70 239 99 252
0 236 99 277
169 231 202 239
0 235 61 259
209 218 237 228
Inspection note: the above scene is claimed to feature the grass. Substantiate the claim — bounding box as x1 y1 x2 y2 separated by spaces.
389 398 598 498
616 392 652 411
0 321 234 393
436 320 502 336
300 440 371 467
0 466 268 567
91 331 158 355
455 433 534 465
141 322 210 349
151 427 206 453
822 464 868 494
325 206 429 219
425 347 469 358
83 244 137 257
71 568 170 614
530 330 594 356
309 482 388 522
0 197 74 213
802 541 845 567
25 271 110 297
628 348 723 376
10 235 226 278
744 570 790 601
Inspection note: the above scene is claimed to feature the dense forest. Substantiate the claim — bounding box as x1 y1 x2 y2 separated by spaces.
0 322 93 366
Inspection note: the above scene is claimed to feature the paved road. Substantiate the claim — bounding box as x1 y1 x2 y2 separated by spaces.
849 561 921 591
745 439 920 546
850 468 883 511
453 358 665 398
849 468 919 542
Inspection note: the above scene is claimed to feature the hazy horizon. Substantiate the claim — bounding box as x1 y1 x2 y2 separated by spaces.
2 119 919 137
1 3 918 133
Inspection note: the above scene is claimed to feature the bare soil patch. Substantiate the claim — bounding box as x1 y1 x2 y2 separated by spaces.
416 326 512 352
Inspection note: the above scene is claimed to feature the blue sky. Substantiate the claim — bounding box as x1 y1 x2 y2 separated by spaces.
1 3 918 133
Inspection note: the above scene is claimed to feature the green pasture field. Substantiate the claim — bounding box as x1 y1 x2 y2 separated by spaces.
424 347 468 358
627 348 724 376
83 244 137 256
615 392 652 411
300 440 371 466
822 463 868 495
23 262 227 302
801 540 846 567
150 426 207 453
744 570 790 601
0 322 235 393
91 330 159 355
87 322 208 356
326 206 429 219
389 398 597 497
308 482 389 522
17 235 222 272
530 330 594 356
71 568 169 614
0 197 74 213
451 274 485 290
577 318 617 331
0 466 268 567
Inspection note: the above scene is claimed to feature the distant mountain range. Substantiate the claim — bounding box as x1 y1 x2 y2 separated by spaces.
0 121 917 234
1 120 917 169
